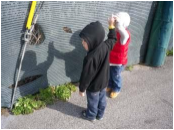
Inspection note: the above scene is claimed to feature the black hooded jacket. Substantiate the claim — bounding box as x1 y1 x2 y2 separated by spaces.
79 21 116 92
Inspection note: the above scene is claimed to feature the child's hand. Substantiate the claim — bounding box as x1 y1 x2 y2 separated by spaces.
79 91 85 97
108 14 116 27
112 15 119 23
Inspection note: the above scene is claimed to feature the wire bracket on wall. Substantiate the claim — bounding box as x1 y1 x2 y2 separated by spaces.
30 24 45 45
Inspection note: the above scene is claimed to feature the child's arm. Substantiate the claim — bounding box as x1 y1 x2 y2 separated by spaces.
104 17 117 50
116 22 129 45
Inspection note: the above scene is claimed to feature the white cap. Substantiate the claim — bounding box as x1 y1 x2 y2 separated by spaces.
113 12 130 28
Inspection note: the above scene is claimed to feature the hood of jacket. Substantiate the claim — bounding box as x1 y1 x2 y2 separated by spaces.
79 21 105 52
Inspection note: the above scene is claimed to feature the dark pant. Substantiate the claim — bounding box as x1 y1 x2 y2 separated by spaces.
86 88 106 120
108 65 124 92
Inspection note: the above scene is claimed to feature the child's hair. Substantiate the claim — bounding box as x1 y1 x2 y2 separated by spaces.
114 12 130 28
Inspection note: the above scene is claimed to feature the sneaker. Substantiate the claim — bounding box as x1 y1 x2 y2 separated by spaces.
81 110 96 122
110 91 120 98
106 87 112 92
96 116 103 120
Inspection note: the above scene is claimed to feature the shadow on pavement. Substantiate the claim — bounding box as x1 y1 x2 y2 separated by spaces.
47 100 85 119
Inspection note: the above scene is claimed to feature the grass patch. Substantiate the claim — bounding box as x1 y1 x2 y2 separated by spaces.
12 95 46 115
37 86 56 104
12 83 77 115
166 48 173 56
125 65 133 71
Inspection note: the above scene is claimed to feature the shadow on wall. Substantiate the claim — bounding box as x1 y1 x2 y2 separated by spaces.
14 30 86 97
18 42 55 96
54 30 86 83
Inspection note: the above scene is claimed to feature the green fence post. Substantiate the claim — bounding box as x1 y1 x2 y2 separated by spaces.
145 1 173 66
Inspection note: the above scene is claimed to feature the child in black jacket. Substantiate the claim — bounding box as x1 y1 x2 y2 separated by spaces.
79 17 116 121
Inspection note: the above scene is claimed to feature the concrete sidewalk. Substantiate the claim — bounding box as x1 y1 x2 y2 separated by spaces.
1 57 173 129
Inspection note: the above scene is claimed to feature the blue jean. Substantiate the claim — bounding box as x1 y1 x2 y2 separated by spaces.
108 65 124 92
86 88 106 120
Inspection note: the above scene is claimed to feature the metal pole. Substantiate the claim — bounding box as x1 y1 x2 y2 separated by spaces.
10 1 44 110
10 1 37 110
10 41 28 110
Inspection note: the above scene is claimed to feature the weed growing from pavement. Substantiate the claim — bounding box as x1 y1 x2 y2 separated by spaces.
166 48 173 56
55 83 75 101
125 65 133 71
12 83 77 115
